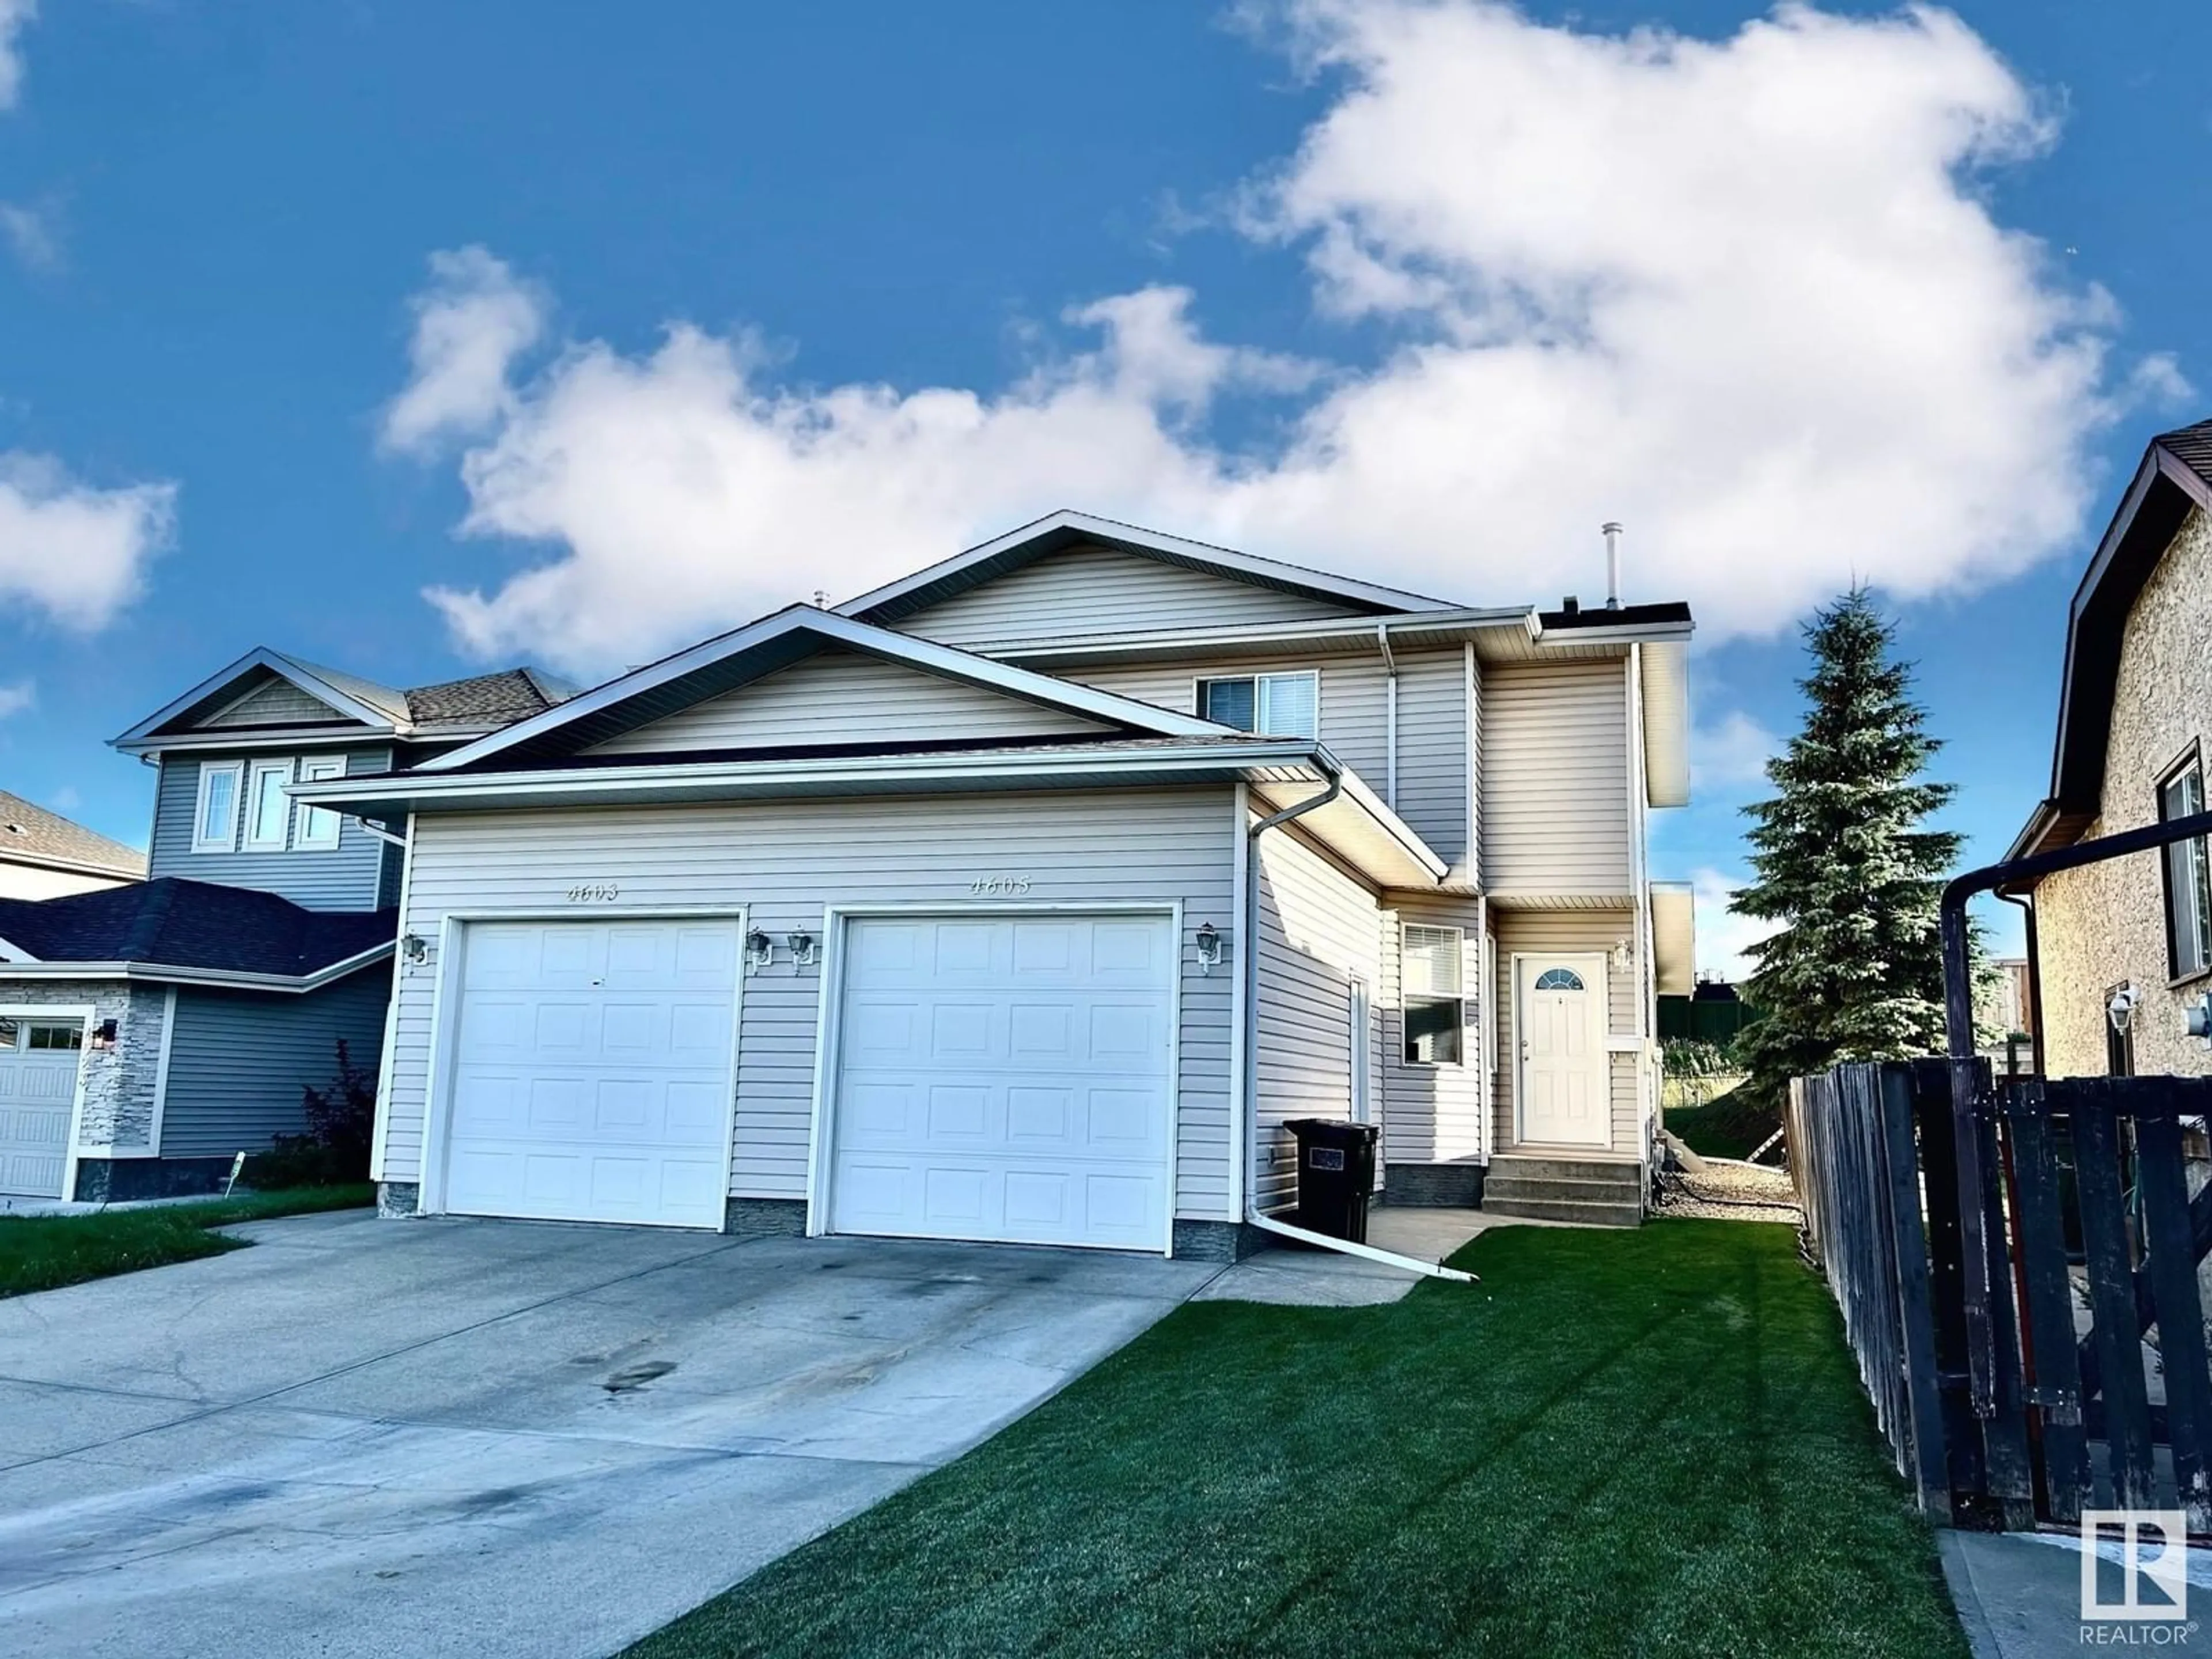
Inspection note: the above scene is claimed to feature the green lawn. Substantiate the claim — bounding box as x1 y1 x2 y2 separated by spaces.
627 1221 1964 1659
0 1184 374 1298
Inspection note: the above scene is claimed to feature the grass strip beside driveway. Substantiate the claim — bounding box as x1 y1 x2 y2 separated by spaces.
628 1219 1965 1659
0 1184 374 1297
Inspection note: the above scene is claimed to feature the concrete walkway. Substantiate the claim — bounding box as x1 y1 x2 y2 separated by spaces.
0 1210 1219 1659
1941 1526 2212 1656
1195 1207 1567 1306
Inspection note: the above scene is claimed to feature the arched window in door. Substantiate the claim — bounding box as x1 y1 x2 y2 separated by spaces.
1533 967 1586 993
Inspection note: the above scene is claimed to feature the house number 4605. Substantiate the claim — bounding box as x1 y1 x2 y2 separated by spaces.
968 875 1032 897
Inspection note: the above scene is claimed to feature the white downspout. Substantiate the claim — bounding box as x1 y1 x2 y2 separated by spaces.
1241 757 1478 1284
1376 622 1399 810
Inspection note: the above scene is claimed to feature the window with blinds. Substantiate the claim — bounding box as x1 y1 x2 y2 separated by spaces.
1198 671 1319 739
1403 923 1465 1065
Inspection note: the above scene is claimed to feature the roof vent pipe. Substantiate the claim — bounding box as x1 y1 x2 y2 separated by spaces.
1602 521 1623 610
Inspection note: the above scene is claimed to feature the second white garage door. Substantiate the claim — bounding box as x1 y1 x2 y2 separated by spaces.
441 919 740 1229
828 913 1175 1252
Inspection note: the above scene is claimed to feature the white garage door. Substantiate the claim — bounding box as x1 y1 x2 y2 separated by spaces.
828 913 1175 1252
441 919 740 1228
0 1018 82 1199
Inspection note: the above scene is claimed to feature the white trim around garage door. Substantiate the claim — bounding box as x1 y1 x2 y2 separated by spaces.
0 1003 100 1203
418 907 749 1225
805 901 1185 1256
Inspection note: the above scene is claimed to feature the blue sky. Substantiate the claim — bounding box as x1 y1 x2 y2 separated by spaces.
0 1 2203 967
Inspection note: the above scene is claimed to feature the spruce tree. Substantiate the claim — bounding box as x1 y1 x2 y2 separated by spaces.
1732 589 1961 1100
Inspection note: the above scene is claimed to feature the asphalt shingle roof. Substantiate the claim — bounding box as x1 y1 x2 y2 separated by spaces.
403 668 577 728
2158 418 2212 488
0 793 147 880
0 879 393 977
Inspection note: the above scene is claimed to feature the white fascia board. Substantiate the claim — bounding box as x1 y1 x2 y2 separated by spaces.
112 647 400 753
1532 618 1695 649
0 942 395 994
0 932 42 963
1325 760 1451 882
835 509 1457 619
0 849 146 882
988 607 1540 666
304 740 1327 810
413 606 1234 774
1639 639 1691 809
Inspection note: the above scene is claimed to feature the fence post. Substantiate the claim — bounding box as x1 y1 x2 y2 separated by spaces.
1878 1063 1952 1521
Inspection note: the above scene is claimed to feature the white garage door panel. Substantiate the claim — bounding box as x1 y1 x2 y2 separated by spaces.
441 921 738 1228
0 1045 77 1199
830 915 1174 1251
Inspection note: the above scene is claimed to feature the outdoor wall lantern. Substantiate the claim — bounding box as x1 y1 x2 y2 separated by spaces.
400 933 430 965
2188 991 2212 1048
2107 984 2139 1036
788 931 819 970
1194 921 1222 976
744 929 775 974
1611 937 1634 973
89 1018 119 1051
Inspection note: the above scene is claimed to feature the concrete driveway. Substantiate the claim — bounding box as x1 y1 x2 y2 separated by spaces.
0 1211 1221 1659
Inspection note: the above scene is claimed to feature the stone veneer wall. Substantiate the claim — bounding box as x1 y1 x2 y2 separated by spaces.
0 980 169 1150
2037 506 2212 1080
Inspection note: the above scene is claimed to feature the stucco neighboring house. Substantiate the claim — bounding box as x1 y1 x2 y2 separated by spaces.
303 511 1696 1252
0 651 570 1203
2007 419 2212 1080
0 791 146 901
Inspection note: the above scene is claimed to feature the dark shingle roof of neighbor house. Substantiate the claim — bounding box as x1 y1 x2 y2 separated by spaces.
402 667 577 729
0 879 395 978
0 793 147 880
2009 415 2212 862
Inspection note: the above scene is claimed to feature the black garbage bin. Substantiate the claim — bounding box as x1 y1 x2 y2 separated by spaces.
1284 1118 1380 1243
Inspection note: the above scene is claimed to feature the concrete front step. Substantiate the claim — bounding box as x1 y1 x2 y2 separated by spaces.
1482 1192 1645 1228
1482 1156 1645 1227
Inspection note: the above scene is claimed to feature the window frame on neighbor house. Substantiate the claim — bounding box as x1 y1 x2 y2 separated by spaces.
2159 743 2212 982
192 760 245 853
1194 670 1320 740
292 755 347 850
243 757 297 853
1402 922 1467 1067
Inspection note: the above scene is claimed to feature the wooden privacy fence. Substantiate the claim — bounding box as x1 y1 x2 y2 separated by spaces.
1789 1061 2212 1531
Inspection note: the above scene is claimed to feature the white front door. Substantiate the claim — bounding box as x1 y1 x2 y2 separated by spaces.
1518 955 1609 1148
440 919 741 1228
827 912 1175 1252
0 1018 82 1198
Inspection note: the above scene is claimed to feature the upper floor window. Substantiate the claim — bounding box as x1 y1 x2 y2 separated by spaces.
193 761 243 853
195 755 347 855
1197 671 1319 738
1402 923 1465 1066
2161 751 2211 979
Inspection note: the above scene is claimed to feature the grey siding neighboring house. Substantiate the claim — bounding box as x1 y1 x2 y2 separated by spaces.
584 650 1113 755
147 746 394 910
890 543 1370 649
1251 822 1385 1211
1480 659 1633 896
159 971 391 1159
378 789 1243 1219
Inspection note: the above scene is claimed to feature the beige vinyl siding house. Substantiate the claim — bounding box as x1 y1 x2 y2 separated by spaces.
313 510 1691 1248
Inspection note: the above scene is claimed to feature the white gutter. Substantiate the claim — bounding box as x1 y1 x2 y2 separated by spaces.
1240 757 1478 1285
0 941 395 994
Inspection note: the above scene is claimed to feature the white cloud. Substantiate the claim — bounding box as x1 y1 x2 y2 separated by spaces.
1694 866 1781 983
0 200 59 271
0 679 30 719
0 0 33 112
394 1 2154 675
0 455 175 630
1692 710 1780 790
380 247 548 457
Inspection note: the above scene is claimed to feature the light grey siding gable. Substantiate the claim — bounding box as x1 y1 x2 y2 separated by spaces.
896 544 1372 649
158 969 391 1158
147 747 395 911
204 676 350 728
584 649 1113 756
1479 658 1633 895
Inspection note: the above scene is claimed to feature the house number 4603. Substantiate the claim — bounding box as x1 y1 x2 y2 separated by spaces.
969 875 1032 897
